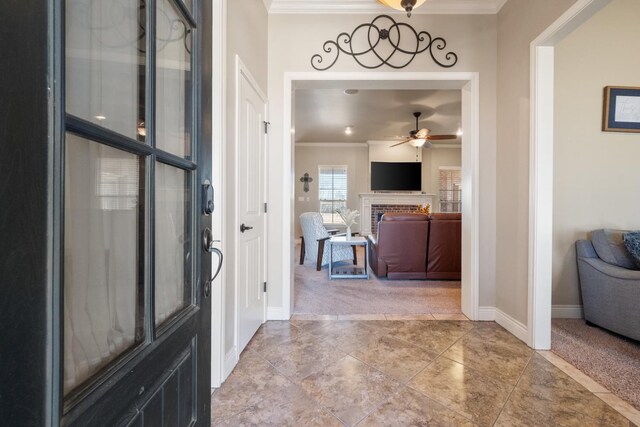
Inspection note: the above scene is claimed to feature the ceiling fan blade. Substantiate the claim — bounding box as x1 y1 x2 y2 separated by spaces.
390 138 412 147
426 134 458 140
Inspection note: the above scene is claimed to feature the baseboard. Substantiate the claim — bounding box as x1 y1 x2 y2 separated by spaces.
222 346 238 381
494 308 529 344
552 305 583 319
478 306 496 321
267 306 288 321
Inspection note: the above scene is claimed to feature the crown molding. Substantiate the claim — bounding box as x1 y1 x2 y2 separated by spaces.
296 142 369 147
268 0 507 15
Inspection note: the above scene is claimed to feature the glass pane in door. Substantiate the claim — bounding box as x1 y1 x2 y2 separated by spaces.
156 0 193 158
63 133 144 395
155 162 192 325
66 0 146 141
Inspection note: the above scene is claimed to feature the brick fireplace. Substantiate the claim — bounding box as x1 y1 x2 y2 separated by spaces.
370 204 422 235
359 193 434 236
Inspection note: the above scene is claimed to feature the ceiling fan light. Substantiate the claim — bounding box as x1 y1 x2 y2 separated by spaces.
377 0 427 16
411 138 426 147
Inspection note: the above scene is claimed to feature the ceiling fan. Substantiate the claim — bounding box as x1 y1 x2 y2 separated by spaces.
390 112 458 148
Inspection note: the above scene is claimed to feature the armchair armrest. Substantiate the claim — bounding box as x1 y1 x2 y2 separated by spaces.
580 257 640 281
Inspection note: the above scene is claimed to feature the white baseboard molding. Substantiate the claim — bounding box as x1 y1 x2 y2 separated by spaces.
478 306 496 321
267 307 289 321
552 305 583 319
494 308 529 344
222 346 238 381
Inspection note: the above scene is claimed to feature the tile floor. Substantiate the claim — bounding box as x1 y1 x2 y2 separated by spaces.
211 318 638 426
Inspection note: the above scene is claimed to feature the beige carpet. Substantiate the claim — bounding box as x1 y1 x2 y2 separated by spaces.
552 319 640 410
294 246 461 315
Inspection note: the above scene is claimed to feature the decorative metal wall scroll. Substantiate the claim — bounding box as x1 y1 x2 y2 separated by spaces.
299 173 313 192
311 15 458 71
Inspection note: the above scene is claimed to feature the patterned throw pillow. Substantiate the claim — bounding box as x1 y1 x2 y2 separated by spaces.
622 231 640 269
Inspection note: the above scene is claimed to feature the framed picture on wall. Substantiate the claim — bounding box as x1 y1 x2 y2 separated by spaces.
603 86 640 133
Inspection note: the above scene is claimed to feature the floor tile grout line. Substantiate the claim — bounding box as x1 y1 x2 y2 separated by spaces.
490 351 535 427
245 345 353 426
592 392 640 426
351 386 406 426
537 350 638 425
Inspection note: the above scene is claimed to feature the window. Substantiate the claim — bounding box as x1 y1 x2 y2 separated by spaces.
318 165 347 224
439 167 462 213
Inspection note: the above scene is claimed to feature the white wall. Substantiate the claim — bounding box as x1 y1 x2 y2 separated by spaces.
294 144 369 234
495 0 577 325
223 0 268 357
553 0 640 307
268 13 498 314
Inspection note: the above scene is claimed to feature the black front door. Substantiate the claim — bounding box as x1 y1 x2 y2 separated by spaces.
0 0 215 425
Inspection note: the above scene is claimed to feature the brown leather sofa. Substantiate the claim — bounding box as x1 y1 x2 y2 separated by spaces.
368 212 461 280
426 213 462 280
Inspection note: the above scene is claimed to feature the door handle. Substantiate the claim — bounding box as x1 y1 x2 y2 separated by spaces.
202 228 223 298
240 223 253 233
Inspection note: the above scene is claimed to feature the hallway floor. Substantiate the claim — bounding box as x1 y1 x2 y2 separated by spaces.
211 319 637 426
295 244 462 316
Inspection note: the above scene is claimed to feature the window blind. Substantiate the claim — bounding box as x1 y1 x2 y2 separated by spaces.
318 165 347 224
439 168 462 213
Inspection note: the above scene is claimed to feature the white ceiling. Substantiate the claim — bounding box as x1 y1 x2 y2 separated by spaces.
294 89 462 144
265 0 507 15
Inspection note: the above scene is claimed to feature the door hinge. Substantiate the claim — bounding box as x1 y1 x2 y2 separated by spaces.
263 282 267 292
263 121 270 134
264 202 268 213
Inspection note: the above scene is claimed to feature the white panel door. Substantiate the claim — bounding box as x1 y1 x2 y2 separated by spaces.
237 66 267 352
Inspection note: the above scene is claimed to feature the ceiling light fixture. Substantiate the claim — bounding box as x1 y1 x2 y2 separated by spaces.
344 126 354 135
378 0 427 17
410 138 427 148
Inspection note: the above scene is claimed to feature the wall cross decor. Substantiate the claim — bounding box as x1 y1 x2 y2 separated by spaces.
311 15 458 71
299 173 313 192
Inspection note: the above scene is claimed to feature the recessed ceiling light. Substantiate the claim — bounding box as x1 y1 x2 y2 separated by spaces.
344 89 359 95
345 126 354 135
94 114 106 121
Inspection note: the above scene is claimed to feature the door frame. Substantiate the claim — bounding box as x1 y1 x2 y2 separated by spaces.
281 71 481 321
210 0 226 389
233 54 269 360
528 0 611 349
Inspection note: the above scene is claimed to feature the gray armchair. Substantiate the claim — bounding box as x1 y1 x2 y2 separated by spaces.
299 212 357 271
576 230 640 341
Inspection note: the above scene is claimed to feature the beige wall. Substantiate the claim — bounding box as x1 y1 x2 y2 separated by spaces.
269 13 498 311
423 147 462 210
553 0 640 307
294 145 369 234
224 0 268 354
495 0 577 324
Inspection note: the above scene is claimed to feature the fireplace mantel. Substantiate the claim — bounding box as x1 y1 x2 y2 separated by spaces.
359 192 434 236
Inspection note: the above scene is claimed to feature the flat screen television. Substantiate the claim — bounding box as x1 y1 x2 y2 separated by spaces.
371 161 422 192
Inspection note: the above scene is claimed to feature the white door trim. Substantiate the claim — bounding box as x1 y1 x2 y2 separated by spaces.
281 71 480 321
235 54 268 353
528 0 611 349
210 0 226 389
